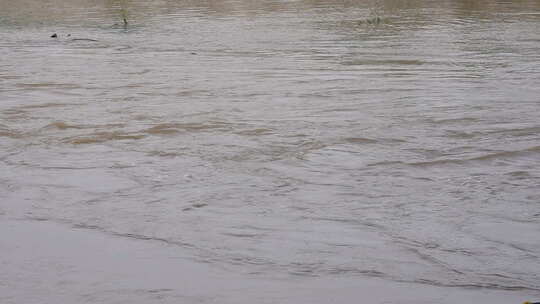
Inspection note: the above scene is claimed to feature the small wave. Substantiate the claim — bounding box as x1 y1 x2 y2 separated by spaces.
43 121 84 130
409 278 540 292
182 202 209 211
69 38 99 42
69 223 195 249
18 102 72 109
344 137 378 144
407 158 465 167
370 146 540 168
64 38 109 49
341 58 425 66
505 171 532 178
147 151 183 158
1 108 27 116
326 267 387 278
221 232 264 238
24 216 50 222
367 160 405 167
22 217 199 251
487 126 540 137
146 288 174 294
303 216 383 229
235 128 274 136
0 125 22 138
446 130 479 139
143 122 229 135
470 146 540 161
426 117 480 124
65 132 145 144
15 84 80 90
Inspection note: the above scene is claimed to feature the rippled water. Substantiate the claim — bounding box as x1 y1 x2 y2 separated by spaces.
1 0 540 295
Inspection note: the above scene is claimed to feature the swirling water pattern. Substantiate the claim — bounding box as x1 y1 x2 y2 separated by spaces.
1 0 539 296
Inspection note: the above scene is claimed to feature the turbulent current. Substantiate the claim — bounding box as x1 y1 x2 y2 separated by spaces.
1 0 539 296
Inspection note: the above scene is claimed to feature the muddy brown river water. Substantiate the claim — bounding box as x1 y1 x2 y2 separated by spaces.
1 0 540 303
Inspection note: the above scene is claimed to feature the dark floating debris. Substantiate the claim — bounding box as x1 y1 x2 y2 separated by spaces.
113 17 129 28
359 16 384 25
49 33 98 42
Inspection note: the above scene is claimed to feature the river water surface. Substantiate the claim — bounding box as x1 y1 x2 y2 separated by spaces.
1 0 540 301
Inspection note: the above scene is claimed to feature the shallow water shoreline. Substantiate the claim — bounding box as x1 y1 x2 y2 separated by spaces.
1 218 536 304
